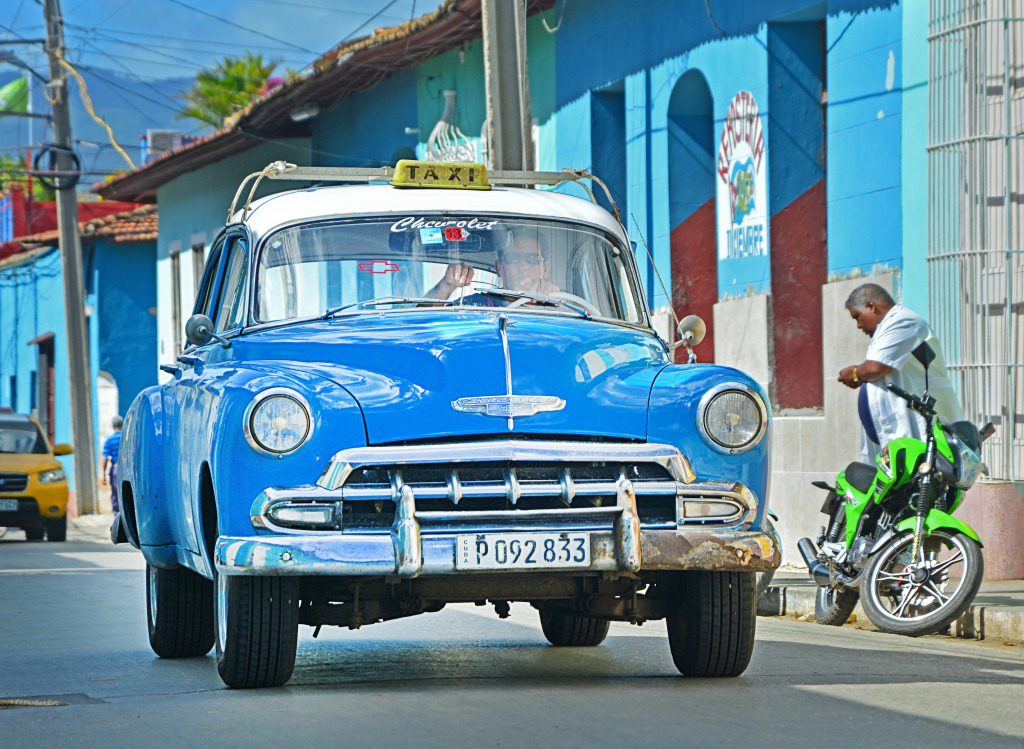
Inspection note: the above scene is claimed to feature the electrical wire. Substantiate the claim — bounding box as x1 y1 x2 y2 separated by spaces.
160 0 320 55
54 48 135 169
542 0 567 33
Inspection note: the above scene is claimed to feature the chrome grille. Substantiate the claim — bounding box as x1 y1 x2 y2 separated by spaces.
0 473 29 493
339 461 679 530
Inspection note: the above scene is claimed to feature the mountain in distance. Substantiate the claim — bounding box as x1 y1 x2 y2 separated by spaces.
0 67 214 192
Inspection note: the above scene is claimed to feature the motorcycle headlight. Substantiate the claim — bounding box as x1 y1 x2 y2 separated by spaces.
244 389 312 455
697 384 768 454
38 467 66 484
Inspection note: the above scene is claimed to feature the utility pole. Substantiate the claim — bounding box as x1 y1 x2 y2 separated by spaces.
481 0 533 171
43 0 97 515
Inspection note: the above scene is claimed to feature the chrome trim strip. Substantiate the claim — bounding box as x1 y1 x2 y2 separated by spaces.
242 387 312 456
317 440 697 489
499 314 514 431
695 382 769 455
415 506 621 522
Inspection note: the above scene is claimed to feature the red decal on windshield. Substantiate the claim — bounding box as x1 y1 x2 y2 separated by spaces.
445 227 466 241
358 260 400 274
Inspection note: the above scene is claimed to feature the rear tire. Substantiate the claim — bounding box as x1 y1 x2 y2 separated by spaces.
146 564 215 658
216 575 299 689
24 526 44 541
815 585 859 625
45 515 67 542
665 571 756 678
539 610 610 646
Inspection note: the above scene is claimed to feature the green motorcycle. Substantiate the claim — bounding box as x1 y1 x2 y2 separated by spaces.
799 344 994 637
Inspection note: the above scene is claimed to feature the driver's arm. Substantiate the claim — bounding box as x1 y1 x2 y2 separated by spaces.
427 262 475 299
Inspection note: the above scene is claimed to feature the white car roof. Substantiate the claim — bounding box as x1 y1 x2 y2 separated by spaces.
238 184 627 244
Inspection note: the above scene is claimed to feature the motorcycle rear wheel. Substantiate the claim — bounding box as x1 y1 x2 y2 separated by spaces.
861 529 983 637
815 585 859 626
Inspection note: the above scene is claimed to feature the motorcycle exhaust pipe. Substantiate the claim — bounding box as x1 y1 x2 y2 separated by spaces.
798 537 832 587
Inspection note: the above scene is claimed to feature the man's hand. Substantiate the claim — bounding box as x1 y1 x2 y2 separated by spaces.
838 365 862 389
428 262 475 300
445 262 474 290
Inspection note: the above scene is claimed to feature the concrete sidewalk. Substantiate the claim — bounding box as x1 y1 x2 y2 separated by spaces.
760 568 1024 643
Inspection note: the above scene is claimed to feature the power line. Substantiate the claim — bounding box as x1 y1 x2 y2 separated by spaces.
61 24 308 54
160 0 320 55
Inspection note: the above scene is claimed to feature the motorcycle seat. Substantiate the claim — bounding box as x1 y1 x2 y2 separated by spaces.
844 461 877 494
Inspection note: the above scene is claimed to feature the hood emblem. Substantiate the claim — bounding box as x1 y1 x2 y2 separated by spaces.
452 394 566 420
456 312 565 430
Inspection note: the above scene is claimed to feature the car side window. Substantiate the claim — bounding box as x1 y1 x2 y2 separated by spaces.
193 241 224 317
213 239 249 332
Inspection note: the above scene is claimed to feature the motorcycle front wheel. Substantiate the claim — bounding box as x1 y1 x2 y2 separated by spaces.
861 529 983 637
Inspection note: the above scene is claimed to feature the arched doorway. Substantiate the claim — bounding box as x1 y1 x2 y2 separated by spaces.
667 70 716 363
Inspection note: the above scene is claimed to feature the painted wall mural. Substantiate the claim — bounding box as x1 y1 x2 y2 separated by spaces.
716 91 769 296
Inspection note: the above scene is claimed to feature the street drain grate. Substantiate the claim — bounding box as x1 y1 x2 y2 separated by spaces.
0 698 67 709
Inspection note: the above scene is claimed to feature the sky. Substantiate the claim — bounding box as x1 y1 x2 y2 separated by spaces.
0 0 442 138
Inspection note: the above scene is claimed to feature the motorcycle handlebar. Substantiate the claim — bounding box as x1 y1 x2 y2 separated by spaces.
887 383 936 417
887 383 916 404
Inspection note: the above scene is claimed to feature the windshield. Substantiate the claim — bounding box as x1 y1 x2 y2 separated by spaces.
0 422 48 454
255 216 645 324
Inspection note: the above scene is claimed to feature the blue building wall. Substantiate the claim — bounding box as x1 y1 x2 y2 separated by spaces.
316 69 420 167
94 239 158 418
0 238 157 494
826 2 903 279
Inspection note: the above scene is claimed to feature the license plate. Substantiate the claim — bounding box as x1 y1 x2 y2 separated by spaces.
456 532 591 570
0 499 18 512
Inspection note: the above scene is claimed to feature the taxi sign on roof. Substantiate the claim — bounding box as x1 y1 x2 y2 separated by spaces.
390 160 490 190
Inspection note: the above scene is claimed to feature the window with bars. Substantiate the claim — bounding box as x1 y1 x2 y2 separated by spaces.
928 0 1024 480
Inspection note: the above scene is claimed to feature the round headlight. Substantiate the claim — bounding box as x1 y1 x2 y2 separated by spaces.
244 389 311 455
698 386 766 453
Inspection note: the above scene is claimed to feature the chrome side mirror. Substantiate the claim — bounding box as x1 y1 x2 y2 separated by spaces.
670 315 706 363
185 314 231 348
677 315 706 347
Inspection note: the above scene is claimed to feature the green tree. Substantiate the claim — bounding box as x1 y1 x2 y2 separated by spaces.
0 154 55 201
177 52 281 128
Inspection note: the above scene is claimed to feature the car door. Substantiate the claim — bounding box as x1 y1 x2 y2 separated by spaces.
161 236 229 557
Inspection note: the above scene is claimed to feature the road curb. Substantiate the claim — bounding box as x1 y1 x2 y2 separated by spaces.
757 585 1024 643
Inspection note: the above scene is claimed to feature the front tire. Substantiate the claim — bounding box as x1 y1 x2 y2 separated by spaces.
146 564 215 658
665 571 756 677
24 526 44 541
216 575 299 688
45 515 67 542
815 585 859 625
539 610 610 646
861 529 983 637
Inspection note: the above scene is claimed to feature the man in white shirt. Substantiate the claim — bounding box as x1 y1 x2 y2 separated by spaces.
838 283 963 462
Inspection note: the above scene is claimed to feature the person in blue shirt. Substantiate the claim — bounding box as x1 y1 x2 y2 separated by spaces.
101 416 122 514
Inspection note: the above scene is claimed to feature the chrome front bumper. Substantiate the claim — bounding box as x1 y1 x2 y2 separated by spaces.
215 527 779 576
215 440 780 577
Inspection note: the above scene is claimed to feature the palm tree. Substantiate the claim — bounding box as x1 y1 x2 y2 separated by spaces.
177 52 282 129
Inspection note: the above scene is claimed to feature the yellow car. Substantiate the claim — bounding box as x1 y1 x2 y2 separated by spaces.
0 413 73 542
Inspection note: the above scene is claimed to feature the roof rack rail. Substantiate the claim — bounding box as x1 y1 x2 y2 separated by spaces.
228 160 621 224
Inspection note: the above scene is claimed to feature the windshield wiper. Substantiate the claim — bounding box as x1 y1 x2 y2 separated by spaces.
466 288 591 320
322 297 452 319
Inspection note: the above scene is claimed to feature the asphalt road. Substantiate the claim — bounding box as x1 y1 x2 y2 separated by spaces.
2 523 1024 748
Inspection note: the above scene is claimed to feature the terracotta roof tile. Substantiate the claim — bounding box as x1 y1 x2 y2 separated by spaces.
6 204 158 256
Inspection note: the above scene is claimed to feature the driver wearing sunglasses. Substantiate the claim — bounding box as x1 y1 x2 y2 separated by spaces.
428 236 558 301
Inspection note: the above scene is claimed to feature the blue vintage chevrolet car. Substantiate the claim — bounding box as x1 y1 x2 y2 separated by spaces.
114 161 779 688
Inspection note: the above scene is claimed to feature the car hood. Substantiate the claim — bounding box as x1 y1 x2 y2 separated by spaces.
0 453 60 475
233 312 669 445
